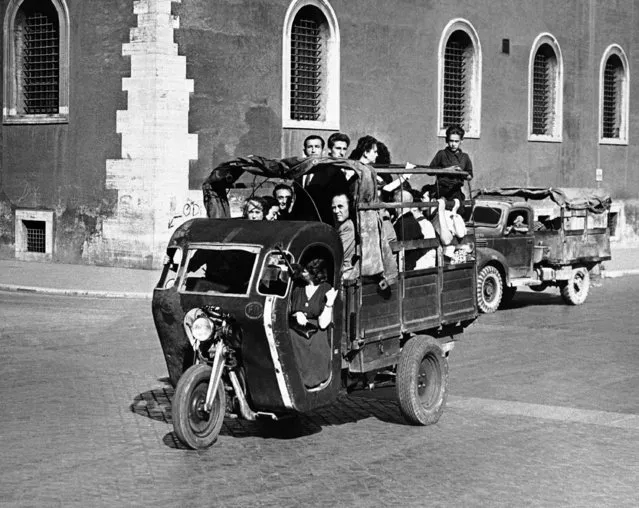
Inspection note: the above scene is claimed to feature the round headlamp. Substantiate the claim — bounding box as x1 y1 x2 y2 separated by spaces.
183 308 214 347
191 317 214 342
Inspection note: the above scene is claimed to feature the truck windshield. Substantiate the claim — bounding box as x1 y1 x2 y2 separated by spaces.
180 246 259 295
472 206 502 227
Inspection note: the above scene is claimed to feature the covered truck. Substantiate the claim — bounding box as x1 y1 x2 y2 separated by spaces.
471 187 612 313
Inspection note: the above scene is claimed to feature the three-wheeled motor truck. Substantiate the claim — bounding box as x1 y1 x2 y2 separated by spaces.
471 187 612 313
152 156 478 449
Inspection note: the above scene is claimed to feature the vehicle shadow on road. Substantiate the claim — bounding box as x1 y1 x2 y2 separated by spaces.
130 382 408 449
500 290 565 310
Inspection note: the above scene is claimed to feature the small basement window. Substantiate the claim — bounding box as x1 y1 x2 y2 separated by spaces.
15 209 54 261
23 220 46 252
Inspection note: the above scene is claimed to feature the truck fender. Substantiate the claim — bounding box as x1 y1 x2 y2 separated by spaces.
476 248 510 286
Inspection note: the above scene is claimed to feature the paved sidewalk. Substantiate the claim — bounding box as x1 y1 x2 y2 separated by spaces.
601 245 639 278
0 244 636 299
0 259 159 298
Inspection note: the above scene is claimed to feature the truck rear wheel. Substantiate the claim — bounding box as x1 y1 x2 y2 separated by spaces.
560 267 590 305
477 265 503 313
397 337 448 426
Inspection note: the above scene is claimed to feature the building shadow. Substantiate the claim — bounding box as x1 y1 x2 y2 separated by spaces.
130 380 408 450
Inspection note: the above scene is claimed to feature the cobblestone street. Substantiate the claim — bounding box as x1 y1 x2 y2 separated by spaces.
1 278 639 507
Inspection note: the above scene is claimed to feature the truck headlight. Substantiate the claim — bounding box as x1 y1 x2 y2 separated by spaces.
192 317 213 342
183 308 214 347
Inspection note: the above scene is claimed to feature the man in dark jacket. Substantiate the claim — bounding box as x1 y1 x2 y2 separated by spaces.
292 135 347 224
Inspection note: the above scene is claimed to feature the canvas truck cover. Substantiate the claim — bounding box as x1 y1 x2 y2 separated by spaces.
201 156 396 282
474 187 611 214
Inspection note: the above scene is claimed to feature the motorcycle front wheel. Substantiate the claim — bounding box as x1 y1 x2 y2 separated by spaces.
172 364 226 449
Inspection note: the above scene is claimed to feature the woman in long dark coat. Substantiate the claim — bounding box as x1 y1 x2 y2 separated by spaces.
289 258 338 388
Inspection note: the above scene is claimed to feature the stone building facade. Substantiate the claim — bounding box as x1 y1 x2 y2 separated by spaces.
1 0 638 268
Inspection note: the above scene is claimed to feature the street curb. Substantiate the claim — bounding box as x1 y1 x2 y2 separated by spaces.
0 284 153 299
601 269 639 278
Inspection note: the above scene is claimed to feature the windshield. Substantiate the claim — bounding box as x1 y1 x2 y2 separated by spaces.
471 206 502 227
180 245 260 296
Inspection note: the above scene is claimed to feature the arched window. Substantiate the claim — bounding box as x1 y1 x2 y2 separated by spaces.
528 34 562 141
437 19 482 138
282 0 339 130
3 0 69 124
599 45 629 145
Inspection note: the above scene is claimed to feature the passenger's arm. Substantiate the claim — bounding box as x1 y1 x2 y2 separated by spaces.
318 288 338 329
434 199 454 245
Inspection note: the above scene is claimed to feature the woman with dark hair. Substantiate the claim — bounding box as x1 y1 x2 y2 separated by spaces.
343 135 379 194
261 196 280 221
348 135 378 164
289 258 338 388
243 197 266 220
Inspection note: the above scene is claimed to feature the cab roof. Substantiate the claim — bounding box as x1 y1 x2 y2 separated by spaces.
168 218 339 253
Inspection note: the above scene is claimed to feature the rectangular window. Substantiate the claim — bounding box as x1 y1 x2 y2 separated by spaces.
24 220 46 253
532 52 550 135
290 17 322 121
443 41 465 128
181 247 259 296
471 206 502 227
23 11 59 114
602 61 621 139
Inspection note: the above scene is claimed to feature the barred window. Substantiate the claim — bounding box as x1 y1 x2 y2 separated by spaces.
18 1 59 114
531 45 556 135
528 34 562 141
602 54 624 140
24 220 46 253
290 6 326 122
4 0 69 123
283 0 340 130
443 31 471 130
438 20 481 138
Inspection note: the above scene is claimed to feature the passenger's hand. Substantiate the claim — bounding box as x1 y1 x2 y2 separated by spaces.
405 162 416 170
325 288 338 306
294 312 308 326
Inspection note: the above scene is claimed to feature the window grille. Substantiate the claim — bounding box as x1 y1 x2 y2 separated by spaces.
443 36 466 128
290 13 323 121
602 56 622 139
532 50 551 135
24 220 46 253
22 7 59 114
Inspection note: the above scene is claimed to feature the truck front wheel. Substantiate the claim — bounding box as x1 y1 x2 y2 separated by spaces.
560 267 590 305
477 265 503 313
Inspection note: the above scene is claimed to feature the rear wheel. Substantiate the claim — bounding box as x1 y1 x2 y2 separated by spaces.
173 364 226 449
477 265 503 313
560 267 590 305
397 337 448 426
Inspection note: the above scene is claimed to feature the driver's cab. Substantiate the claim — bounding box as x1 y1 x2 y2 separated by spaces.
152 218 344 415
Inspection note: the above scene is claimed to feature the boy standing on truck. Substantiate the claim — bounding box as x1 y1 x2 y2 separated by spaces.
424 125 473 216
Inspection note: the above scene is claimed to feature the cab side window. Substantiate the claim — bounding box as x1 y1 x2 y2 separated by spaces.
257 251 293 297
505 211 530 234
